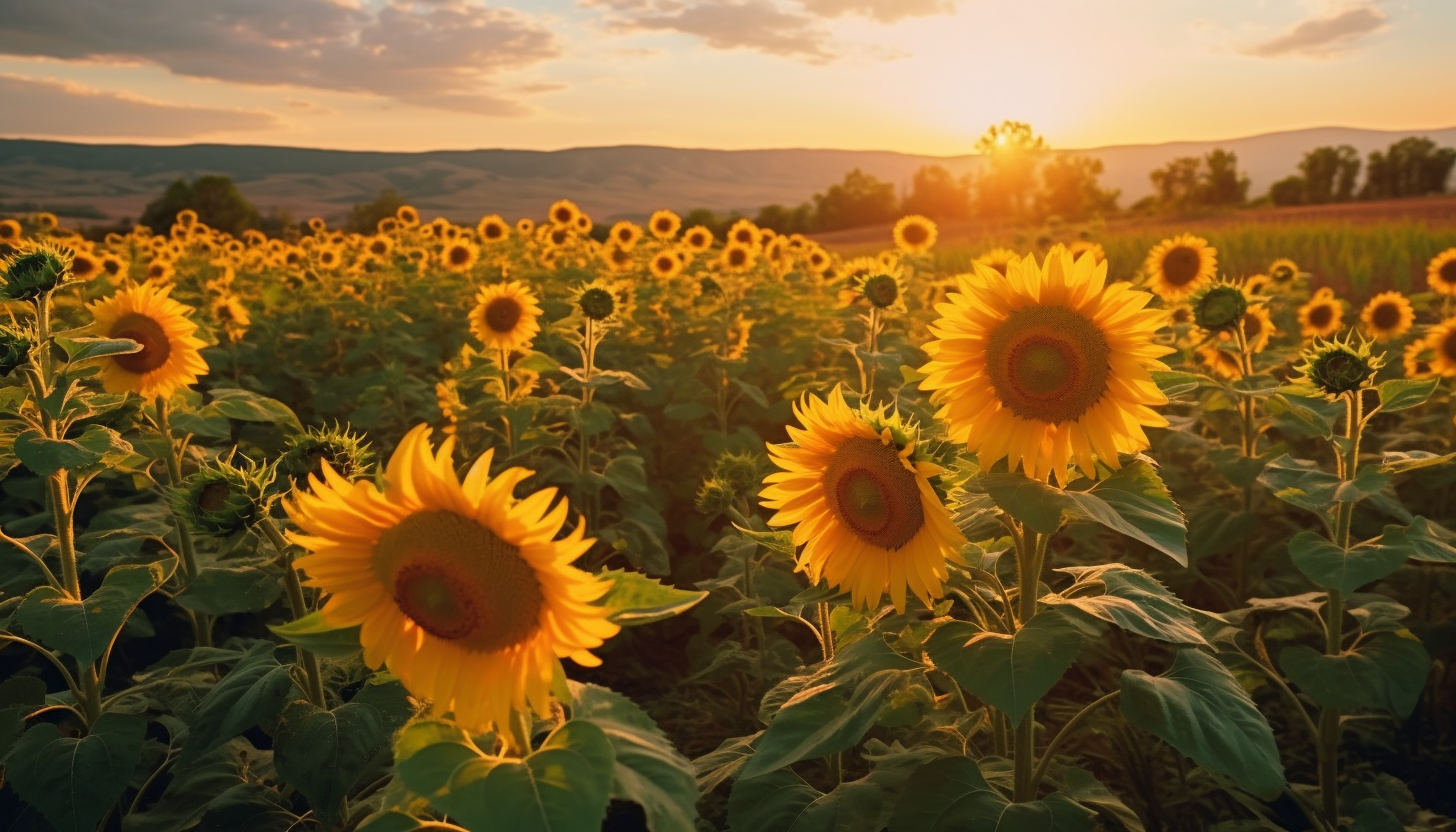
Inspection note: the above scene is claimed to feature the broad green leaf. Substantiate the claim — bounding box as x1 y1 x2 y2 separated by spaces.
268 609 363 659
1347 595 1411 635
1120 649 1284 799
1058 768 1146 832
180 642 296 765
394 719 481 799
1402 517 1456 563
887 756 1097 832
927 609 1100 726
1260 455 1338 515
434 720 617 832
177 557 285 615
5 712 146 832
16 560 171 668
1187 506 1258 560
596 569 707 627
1379 450 1456 474
569 683 699 832
1280 633 1430 717
726 770 821 832
741 668 908 778
357 811 455 832
196 782 296 832
1376 377 1439 412
1046 565 1207 645
274 700 393 828
980 472 1070 534
123 738 264 832
729 745 943 832
14 428 101 476
1266 394 1337 439
1288 529 1409 598
53 335 141 363
693 731 763 795
202 388 302 430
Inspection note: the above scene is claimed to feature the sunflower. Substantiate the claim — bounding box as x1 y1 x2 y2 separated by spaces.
317 248 343 270
920 245 1172 483
516 218 536 236
36 212 58 231
87 283 208 400
441 240 479 272
1298 288 1344 338
477 215 510 245
145 259 175 283
1269 258 1300 284
1243 274 1272 295
470 281 542 353
211 294 251 343
1360 291 1415 341
727 219 762 252
893 215 937 255
100 254 126 278
1427 317 1456 376
1403 339 1435 378
396 205 421 227
761 387 965 612
719 243 756 273
683 226 713 252
1197 343 1244 380
1068 240 1106 264
855 263 906 312
1144 234 1217 301
574 213 593 235
805 246 832 275
307 217 327 234
602 244 634 273
1237 305 1276 352
69 248 102 281
649 249 685 280
0 218 23 244
377 217 400 235
1427 248 1456 295
974 248 1019 277
649 210 681 240
609 221 643 250
286 425 620 734
366 235 394 259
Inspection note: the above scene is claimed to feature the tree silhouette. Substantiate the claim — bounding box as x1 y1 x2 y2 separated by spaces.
1298 145 1361 204
345 189 408 234
1035 155 1119 221
1361 137 1456 200
902 165 971 220
811 169 898 232
973 121 1047 218
139 176 261 236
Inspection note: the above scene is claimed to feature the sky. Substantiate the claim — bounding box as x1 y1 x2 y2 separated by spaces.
0 0 1453 155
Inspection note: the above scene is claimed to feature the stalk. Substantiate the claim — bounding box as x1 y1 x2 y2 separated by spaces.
1233 322 1258 600
1318 389 1362 824
1011 525 1047 802
156 396 212 647
816 601 842 786
260 517 328 709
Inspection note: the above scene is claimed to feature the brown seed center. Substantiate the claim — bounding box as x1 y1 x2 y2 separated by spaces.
985 305 1112 424
110 313 173 374
485 297 523 333
1161 246 1202 286
1370 302 1402 330
1308 304 1334 329
821 437 924 550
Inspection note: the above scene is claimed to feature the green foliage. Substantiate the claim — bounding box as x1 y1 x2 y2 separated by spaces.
139 175 261 235
1280 634 1431 718
889 757 1097 832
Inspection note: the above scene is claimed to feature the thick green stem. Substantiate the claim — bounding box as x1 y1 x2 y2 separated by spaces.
1318 390 1362 824
1011 525 1047 802
260 518 327 709
156 397 212 648
1029 690 1121 793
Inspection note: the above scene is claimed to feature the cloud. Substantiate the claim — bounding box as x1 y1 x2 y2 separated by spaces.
585 0 835 62
1240 4 1388 58
0 0 562 114
797 0 954 24
0 74 280 137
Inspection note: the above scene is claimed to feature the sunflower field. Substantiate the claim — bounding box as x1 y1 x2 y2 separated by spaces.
1 204 1455 832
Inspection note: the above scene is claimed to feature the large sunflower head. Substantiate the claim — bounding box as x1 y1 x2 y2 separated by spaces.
1360 291 1415 341
761 386 965 613
87 283 209 401
471 281 543 353
1144 234 1217 301
648 210 681 240
920 245 1173 483
893 215 938 255
1427 317 1456 377
1427 248 1456 295
1298 287 1344 338
286 425 620 734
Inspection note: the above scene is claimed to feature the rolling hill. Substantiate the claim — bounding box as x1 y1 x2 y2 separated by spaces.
2 126 1454 225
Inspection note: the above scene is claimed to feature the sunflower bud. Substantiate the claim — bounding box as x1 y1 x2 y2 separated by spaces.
1 242 74 301
862 273 900 309
0 326 32 377
1295 334 1385 399
173 459 273 535
578 286 616 321
694 477 736 516
712 451 766 496
278 424 375 487
1191 282 1247 333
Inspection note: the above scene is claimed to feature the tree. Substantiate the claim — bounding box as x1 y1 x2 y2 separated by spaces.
139 175 261 236
1034 155 1119 221
902 165 971 220
1200 149 1250 207
1299 145 1361 204
1360 137 1456 200
345 189 408 234
1148 150 1248 212
811 169 898 232
754 203 814 235
1269 175 1307 207
1149 156 1204 211
972 121 1047 218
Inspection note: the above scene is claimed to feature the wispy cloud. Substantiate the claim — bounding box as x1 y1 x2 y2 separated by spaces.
0 74 280 137
1240 4 1388 58
797 0 955 25
0 0 562 115
586 0 835 63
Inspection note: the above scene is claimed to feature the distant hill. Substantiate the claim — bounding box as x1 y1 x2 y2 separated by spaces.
2 126 1454 224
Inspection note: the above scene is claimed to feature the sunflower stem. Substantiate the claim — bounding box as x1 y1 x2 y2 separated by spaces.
499 346 515 456
156 396 211 648
1011 524 1046 802
1318 389 1362 824
260 517 327 709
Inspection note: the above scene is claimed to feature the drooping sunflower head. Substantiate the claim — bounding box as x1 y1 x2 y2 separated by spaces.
279 423 376 487
974 248 1019 276
1427 248 1456 295
1361 291 1415 341
683 225 713 252
648 210 681 240
920 245 1173 483
86 282 209 401
0 324 32 377
1144 234 1217 301
477 215 510 245
470 281 542 353
441 240 479 272
1189 279 1248 335
1 241 74 301
1294 332 1385 399
1427 317 1456 377
173 457 273 536
1269 258 1301 284
286 425 621 734
1299 287 1344 338
761 386 965 613
893 215 938 254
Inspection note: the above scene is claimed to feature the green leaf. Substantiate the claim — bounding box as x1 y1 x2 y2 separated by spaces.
1152 370 1209 400
14 429 101 476
180 642 296 765
1260 455 1338 515
1402 517 1456 563
1119 650 1284 799
726 770 821 832
1046 564 1208 645
1347 595 1411 635
1379 450 1456 474
1280 633 1430 717
202 388 302 430
434 720 617 832
926 609 1099 726
1376 377 1440 412
887 756 1097 832
4 712 146 832
196 782 296 832
596 569 707 626
267 610 363 659
124 738 264 832
729 746 942 832
394 719 481 800
1288 529 1409 598
16 560 172 668
53 335 141 363
568 683 699 832
980 473 1069 534
1057 768 1146 832
177 558 285 615
742 668 908 778
274 700 392 829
